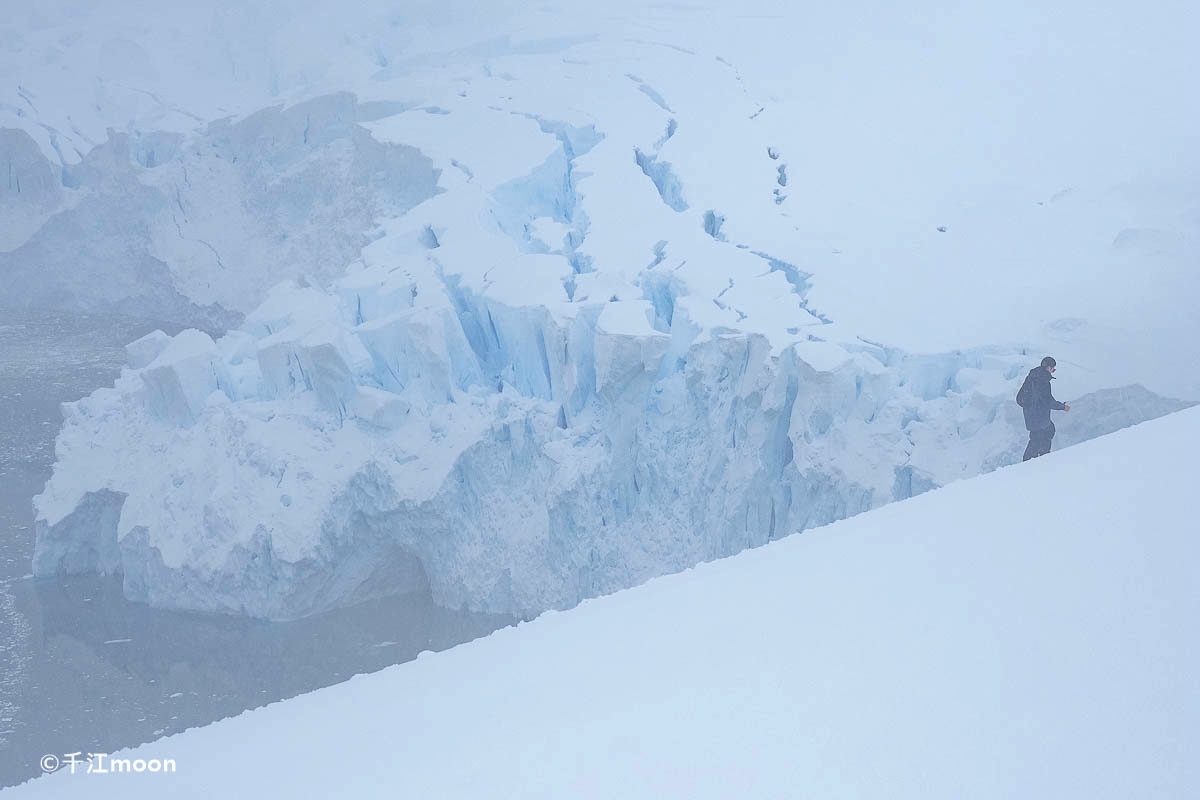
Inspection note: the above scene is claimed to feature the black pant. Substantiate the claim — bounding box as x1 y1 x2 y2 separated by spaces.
1023 423 1055 462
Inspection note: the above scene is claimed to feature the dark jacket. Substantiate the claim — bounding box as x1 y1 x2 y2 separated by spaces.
1020 366 1066 431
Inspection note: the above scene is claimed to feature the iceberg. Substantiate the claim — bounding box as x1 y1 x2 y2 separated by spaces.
32 239 1188 619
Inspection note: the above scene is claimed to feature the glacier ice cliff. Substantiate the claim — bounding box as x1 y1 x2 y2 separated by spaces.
32 264 1191 619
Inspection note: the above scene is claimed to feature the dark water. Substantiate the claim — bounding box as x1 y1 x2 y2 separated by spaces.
0 312 512 789
0 311 162 585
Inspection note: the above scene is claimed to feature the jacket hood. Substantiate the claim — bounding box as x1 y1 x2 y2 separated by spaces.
1028 366 1054 381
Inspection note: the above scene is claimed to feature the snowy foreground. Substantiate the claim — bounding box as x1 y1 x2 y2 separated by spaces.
11 407 1200 799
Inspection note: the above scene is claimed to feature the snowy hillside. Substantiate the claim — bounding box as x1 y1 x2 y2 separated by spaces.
12 407 1200 799
9 0 1200 619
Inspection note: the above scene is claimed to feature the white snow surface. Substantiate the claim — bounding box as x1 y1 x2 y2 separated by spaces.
12 407 1200 799
12 0 1200 617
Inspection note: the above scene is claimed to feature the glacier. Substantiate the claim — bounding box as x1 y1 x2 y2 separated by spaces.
30 263 1191 618
12 0 1200 620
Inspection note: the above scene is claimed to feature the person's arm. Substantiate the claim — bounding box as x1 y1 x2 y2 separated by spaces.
1038 376 1067 411
1047 383 1067 411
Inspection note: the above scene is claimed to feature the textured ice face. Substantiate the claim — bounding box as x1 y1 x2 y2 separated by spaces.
15 0 1200 620
31 246 1191 619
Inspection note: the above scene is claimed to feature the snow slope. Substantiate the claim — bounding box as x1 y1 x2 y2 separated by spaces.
11 407 1200 799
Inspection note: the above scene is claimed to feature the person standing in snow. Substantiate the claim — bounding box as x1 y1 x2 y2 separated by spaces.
1016 356 1070 461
